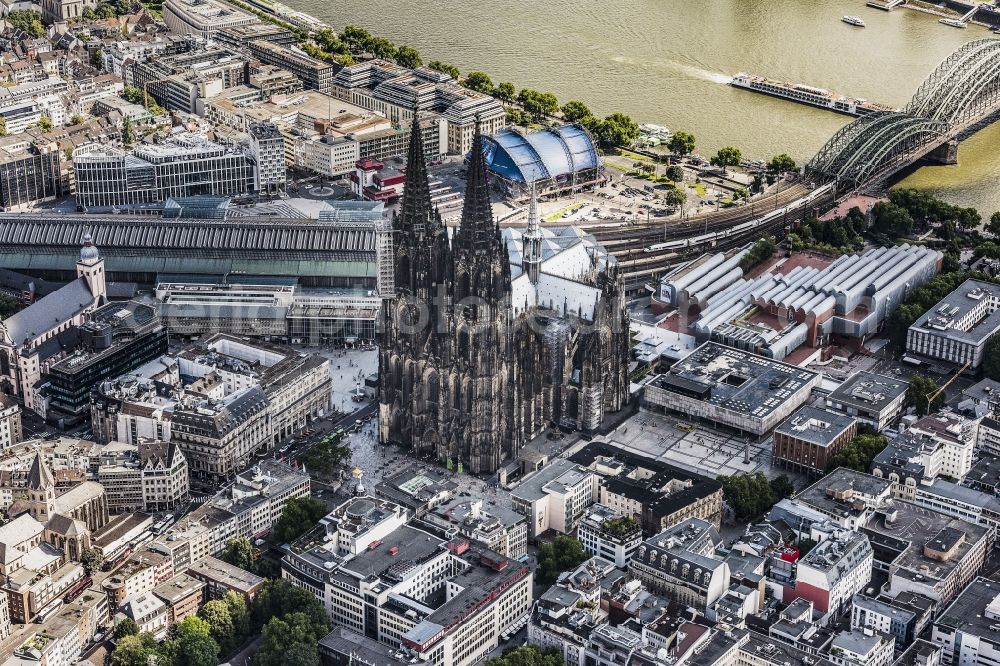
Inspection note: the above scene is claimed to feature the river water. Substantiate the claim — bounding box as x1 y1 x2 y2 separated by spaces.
288 0 1000 213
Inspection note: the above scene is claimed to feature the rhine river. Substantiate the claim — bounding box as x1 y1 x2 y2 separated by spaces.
287 0 1000 212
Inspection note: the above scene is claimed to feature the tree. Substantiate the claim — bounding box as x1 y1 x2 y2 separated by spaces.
0 116 6 137
594 112 640 150
221 536 258 572
81 547 102 575
768 153 796 174
665 165 685 182
110 633 158 666
537 536 589 583
667 130 695 157
495 81 515 103
368 36 396 60
870 201 914 239
199 600 234 650
256 613 325 666
37 115 53 132
113 618 140 640
486 645 566 666
122 115 135 145
5 10 45 38
339 25 373 53
718 473 775 523
908 374 945 416
427 60 459 79
463 71 494 94
224 591 250 637
70 114 86 125
987 211 1000 237
269 496 328 545
769 475 795 500
661 186 687 208
739 236 775 271
517 88 559 120
826 434 888 472
394 45 422 69
984 335 1000 381
710 146 742 173
250 578 330 634
0 292 17 318
175 620 219 666
560 100 591 122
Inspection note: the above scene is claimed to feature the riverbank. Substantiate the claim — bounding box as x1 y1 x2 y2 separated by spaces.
278 0 1000 212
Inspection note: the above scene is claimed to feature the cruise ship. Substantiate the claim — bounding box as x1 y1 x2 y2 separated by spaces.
730 72 896 116
842 15 866 26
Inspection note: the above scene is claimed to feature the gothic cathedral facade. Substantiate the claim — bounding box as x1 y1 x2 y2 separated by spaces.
379 116 630 473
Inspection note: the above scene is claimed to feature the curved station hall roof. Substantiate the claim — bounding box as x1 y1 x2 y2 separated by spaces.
481 124 600 184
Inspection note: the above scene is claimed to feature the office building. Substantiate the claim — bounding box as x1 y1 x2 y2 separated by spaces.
827 629 894 666
91 335 330 475
872 412 977 498
74 134 253 210
783 528 873 616
643 342 821 437
186 556 264 601
569 439 724 532
41 300 168 428
96 440 189 513
126 47 252 115
247 122 285 194
163 0 258 38
825 372 909 432
576 504 641 568
282 521 533 666
772 406 858 475
931 577 1000 666
426 497 528 561
150 460 309 569
330 59 505 154
0 137 64 210
863 500 991 608
510 459 598 539
908 279 1000 370
248 41 335 93
769 468 892 535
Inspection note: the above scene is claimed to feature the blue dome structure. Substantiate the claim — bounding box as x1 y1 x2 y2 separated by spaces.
476 124 604 199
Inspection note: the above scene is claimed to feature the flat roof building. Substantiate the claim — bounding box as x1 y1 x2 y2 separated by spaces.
643 342 821 437
825 371 909 432
932 577 1000 666
907 279 1000 370
772 406 858 475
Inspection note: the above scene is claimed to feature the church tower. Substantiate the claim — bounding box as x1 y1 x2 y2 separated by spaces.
522 184 542 284
76 232 106 303
379 112 452 455
447 120 516 473
26 453 56 523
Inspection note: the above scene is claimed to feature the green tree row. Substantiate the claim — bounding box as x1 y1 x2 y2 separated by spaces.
739 236 775 272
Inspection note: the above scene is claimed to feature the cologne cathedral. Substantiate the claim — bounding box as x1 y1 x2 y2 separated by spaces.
378 115 630 473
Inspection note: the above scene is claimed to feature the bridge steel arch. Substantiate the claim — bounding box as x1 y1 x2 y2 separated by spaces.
906 38 1000 126
806 113 948 187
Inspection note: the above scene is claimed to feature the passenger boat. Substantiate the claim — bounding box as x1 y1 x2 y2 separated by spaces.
842 15 866 26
